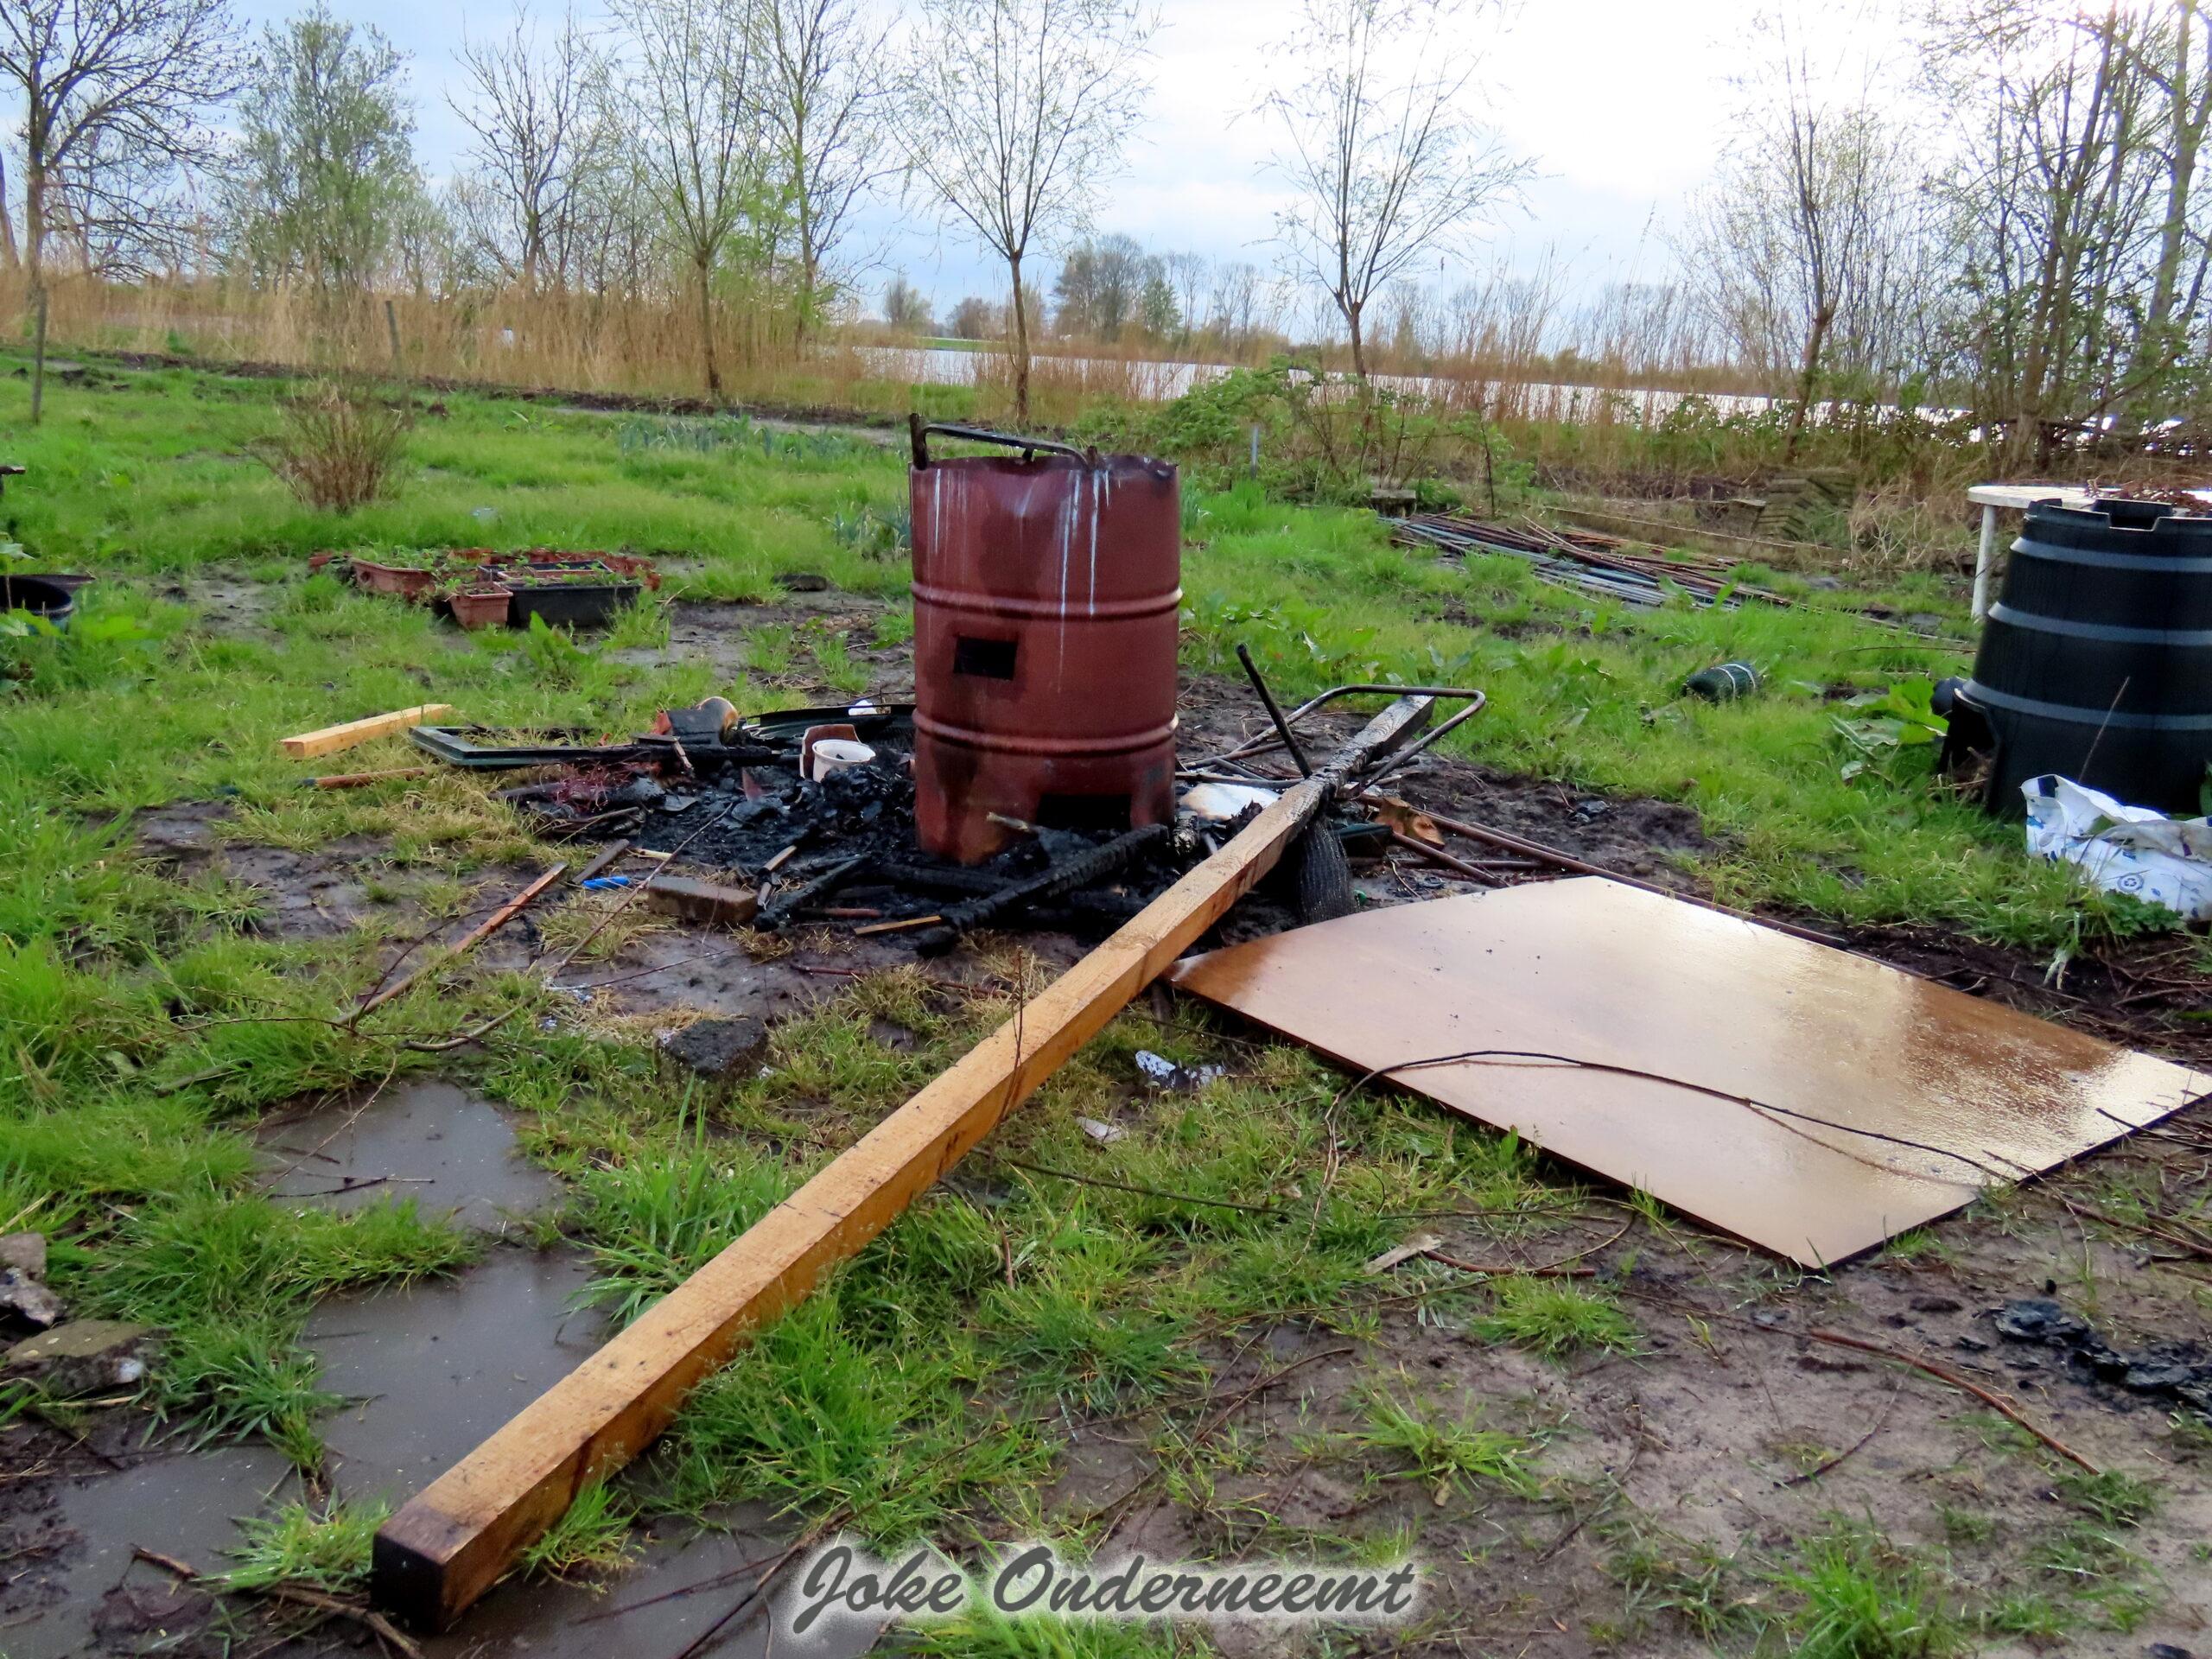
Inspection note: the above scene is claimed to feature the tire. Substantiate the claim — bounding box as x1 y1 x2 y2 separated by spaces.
1292 822 1356 924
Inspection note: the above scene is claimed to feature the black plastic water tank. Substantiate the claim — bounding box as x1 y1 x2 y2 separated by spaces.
1960 497 2212 813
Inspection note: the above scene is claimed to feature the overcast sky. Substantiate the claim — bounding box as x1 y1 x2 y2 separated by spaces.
229 0 1783 318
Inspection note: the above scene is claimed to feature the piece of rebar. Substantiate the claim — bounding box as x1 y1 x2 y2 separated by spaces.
757 854 873 931
571 841 632 887
1412 805 1853 950
854 913 944 937
1388 829 1507 887
913 823 1170 956
1235 644 1313 777
306 766 433 790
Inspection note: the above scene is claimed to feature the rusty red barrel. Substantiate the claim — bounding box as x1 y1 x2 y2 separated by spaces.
908 423 1180 863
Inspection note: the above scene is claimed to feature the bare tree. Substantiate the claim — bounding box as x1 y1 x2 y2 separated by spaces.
0 0 240 288
757 0 892 346
2119 0 2212 437
1162 250 1206 344
1260 0 1527 381
1205 258 1268 352
612 0 765 394
1682 18 1936 455
1929 0 2189 462
449 6 610 293
49 126 212 276
895 0 1156 422
882 270 932 331
1052 232 1155 340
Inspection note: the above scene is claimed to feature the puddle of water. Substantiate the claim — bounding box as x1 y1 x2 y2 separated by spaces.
4 1445 302 1659
431 1519 881 1659
16 1081 873 1658
304 1247 604 1504
260 1080 560 1235
306 1257 875 1658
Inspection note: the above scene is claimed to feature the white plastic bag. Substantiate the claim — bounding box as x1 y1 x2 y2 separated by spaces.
2022 774 2212 921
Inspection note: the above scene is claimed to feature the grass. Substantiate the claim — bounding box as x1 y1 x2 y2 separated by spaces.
519 1482 638 1580
220 1498 391 1592
1474 1276 1638 1359
1776 1526 1964 1659
1352 1384 1547 1502
0 350 2107 949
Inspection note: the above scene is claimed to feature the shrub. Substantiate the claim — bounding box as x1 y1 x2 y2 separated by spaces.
261 379 414 512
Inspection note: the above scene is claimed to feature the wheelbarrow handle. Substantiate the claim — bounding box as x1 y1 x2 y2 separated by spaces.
907 415 1095 469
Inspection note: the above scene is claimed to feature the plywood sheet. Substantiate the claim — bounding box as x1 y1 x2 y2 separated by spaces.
1168 880 2209 1266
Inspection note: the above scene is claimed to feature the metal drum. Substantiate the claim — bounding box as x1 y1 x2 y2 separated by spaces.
908 423 1180 863
1961 498 2212 813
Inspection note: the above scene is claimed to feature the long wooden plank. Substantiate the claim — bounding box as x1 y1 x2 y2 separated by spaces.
372 695 1436 1631
282 704 453 760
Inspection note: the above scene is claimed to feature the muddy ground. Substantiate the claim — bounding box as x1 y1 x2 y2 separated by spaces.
6 574 2212 1656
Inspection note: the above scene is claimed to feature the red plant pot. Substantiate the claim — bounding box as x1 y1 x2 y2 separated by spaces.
351 558 438 601
449 587 514 631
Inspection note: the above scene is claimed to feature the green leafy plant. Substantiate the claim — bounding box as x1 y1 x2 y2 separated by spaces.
1834 677 1948 782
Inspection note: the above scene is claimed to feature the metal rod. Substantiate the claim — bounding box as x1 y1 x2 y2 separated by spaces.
1388 829 1506 887
1234 643 1313 778
908 420 1089 467
1345 695 1489 799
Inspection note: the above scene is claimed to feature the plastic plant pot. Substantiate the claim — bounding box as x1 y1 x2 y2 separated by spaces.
508 581 641 629
0 574 76 632
450 587 515 631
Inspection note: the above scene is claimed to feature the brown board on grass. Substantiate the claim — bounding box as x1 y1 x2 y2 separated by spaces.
1167 879 2209 1268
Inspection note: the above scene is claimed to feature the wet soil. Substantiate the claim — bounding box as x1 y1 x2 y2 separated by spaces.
0 1085 552 1647
0 1071 881 1659
428 1518 881 1659
1059 1110 2212 1657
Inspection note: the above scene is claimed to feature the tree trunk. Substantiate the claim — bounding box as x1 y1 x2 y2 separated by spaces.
1783 303 1834 461
0 155 18 270
696 254 721 397
1009 250 1031 425
795 246 817 353
23 157 47 288
1347 298 1368 382
2119 0 2206 442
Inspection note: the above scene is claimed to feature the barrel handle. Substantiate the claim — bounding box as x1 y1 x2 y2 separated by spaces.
909 415 1096 470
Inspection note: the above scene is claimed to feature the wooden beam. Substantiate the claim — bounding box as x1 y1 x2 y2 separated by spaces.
371 694 1439 1631
282 704 453 760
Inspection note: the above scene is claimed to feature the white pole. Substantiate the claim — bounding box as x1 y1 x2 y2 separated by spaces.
1972 503 1999 623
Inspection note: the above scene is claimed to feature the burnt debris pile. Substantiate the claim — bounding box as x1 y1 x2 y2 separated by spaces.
424 702 1199 955
1994 1297 2212 1421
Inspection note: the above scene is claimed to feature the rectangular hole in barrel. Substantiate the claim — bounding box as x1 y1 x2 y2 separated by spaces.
1035 792 1133 834
953 636 1018 679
